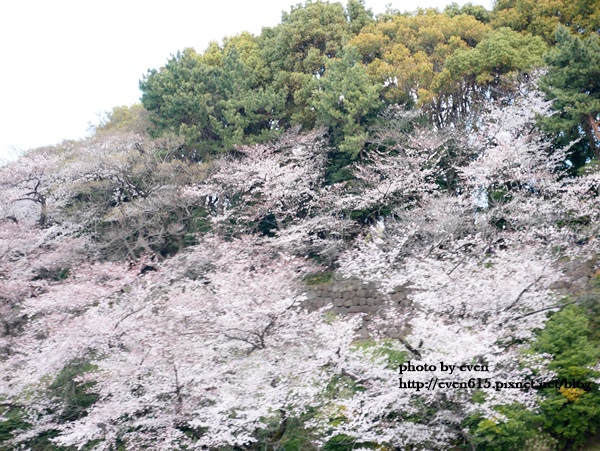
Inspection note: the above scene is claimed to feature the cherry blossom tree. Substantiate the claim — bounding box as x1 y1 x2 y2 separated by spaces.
0 146 65 227
182 128 357 262
1 82 599 450
326 85 597 448
0 235 364 449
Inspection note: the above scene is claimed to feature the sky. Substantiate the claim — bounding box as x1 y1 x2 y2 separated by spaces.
0 0 492 162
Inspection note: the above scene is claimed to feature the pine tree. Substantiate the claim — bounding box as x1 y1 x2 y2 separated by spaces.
539 26 600 161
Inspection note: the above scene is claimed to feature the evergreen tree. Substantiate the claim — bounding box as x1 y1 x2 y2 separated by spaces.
139 48 224 158
492 0 600 43
531 306 600 448
346 0 374 34
539 26 600 162
313 47 382 158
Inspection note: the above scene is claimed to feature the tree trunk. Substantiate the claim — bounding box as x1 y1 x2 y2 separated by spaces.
586 113 600 160
38 197 47 227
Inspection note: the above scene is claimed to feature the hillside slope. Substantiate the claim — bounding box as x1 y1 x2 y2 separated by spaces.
1 1 600 449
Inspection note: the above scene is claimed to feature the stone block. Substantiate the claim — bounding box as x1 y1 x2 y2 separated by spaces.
356 327 369 339
303 291 318 300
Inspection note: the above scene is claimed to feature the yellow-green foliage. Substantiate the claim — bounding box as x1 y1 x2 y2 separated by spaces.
139 1 555 161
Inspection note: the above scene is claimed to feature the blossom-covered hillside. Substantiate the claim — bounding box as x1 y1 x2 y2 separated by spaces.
1 0 600 449
1 85 599 450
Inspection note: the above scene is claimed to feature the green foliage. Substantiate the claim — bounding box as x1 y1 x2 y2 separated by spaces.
324 148 356 184
577 159 600 177
49 359 100 423
217 40 287 148
442 27 545 88
489 188 512 204
140 48 222 157
353 339 407 370
427 26 545 125
303 271 335 285
467 305 600 449
255 213 278 237
174 421 209 444
93 104 151 136
324 373 366 399
277 416 320 451
313 47 382 157
140 0 600 176
141 2 534 168
531 305 600 448
346 0 374 34
262 0 350 74
322 434 379 450
0 360 99 449
465 404 539 451
140 44 284 158
0 407 30 444
492 0 600 43
189 205 212 236
444 2 491 23
539 27 600 163
136 0 600 172
581 272 600 344
352 8 491 125
532 306 598 379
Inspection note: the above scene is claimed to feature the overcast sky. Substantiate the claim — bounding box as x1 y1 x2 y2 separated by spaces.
0 0 492 162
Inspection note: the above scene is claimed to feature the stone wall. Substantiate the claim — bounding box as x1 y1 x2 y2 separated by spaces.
300 279 412 338
301 279 410 315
